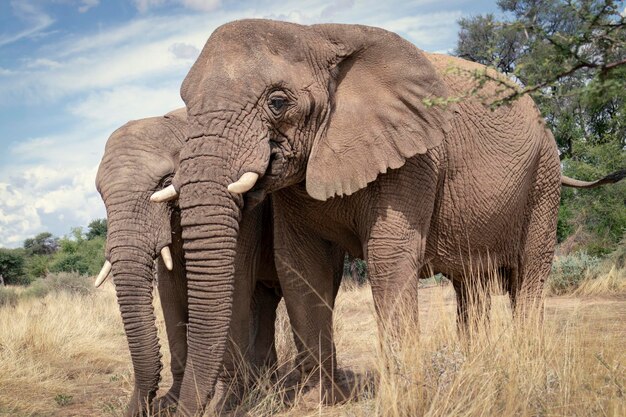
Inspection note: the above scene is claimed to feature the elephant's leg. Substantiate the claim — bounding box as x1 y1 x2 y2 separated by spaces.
510 158 560 321
273 220 345 405
153 256 188 411
366 229 422 340
365 156 439 341
250 280 282 372
452 278 492 336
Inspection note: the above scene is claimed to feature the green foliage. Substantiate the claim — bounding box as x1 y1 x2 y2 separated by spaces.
23 232 58 256
86 218 107 240
549 251 601 294
343 255 368 284
54 394 73 407
48 229 106 276
25 254 50 280
455 0 626 255
0 248 29 285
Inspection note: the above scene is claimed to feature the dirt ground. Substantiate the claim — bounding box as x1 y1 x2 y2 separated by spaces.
15 284 626 417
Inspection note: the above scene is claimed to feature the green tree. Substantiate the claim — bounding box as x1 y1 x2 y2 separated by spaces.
23 232 59 255
86 219 107 240
49 228 106 276
0 248 28 285
25 255 51 279
455 0 626 255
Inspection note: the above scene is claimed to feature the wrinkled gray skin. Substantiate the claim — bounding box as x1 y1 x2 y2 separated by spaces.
168 20 621 416
95 109 283 417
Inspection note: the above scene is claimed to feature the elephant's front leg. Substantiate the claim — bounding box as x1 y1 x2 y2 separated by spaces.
153 254 188 413
365 170 438 342
366 218 423 340
273 216 345 406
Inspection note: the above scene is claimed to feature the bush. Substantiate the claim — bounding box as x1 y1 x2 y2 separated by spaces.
25 254 50 280
0 248 29 285
48 230 105 276
343 256 368 284
549 251 601 295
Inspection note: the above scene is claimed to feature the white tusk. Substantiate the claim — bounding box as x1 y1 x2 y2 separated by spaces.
95 260 112 288
161 246 173 271
150 185 179 202
227 172 259 194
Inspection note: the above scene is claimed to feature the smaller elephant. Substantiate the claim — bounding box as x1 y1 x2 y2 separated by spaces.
95 109 282 416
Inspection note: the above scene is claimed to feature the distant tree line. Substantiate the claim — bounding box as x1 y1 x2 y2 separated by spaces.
0 219 107 285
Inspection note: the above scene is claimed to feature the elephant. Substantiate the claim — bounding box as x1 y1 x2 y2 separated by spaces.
94 108 285 416
148 20 625 416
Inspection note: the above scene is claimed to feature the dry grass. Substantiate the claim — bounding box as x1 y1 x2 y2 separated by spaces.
0 264 624 416
0 281 129 415
573 257 626 297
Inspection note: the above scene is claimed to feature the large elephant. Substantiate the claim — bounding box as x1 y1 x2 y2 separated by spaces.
150 20 623 416
95 109 283 416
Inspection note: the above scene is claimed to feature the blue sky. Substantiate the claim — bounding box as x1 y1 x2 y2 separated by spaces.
0 0 501 248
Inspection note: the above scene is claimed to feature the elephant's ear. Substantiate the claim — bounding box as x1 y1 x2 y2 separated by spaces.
306 24 452 201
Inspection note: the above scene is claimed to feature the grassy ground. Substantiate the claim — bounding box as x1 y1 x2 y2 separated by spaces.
0 265 624 416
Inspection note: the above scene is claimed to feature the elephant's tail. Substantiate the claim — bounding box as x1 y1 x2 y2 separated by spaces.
561 169 626 189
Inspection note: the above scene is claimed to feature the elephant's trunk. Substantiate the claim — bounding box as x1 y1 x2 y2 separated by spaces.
108 237 161 412
176 135 242 415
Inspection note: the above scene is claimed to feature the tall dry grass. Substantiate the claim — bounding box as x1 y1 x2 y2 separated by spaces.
0 263 624 416
0 279 127 415
235 277 625 417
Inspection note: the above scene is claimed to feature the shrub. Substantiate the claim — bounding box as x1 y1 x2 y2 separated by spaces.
343 256 368 284
25 254 50 280
48 230 105 276
549 251 601 295
0 248 29 285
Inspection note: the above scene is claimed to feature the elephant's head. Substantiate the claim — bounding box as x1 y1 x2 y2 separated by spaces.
154 20 450 414
95 108 186 413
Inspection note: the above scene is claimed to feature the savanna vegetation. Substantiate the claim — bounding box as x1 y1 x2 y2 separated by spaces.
0 219 106 286
0 0 624 415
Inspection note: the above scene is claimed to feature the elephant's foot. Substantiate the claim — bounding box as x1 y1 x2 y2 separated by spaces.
124 388 156 417
151 387 180 415
209 378 246 415
299 379 349 409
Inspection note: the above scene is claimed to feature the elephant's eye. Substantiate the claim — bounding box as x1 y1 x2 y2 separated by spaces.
268 92 289 117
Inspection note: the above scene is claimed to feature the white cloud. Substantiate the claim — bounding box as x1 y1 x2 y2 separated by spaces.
0 184 43 246
133 0 167 13
378 12 463 48
320 0 355 19
26 58 63 69
0 126 111 247
78 0 100 13
133 0 221 13
0 67 14 76
179 0 221 12
68 84 183 128
169 42 200 60
0 1 54 47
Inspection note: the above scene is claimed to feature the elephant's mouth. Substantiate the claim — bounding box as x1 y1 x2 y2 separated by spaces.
244 141 289 208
